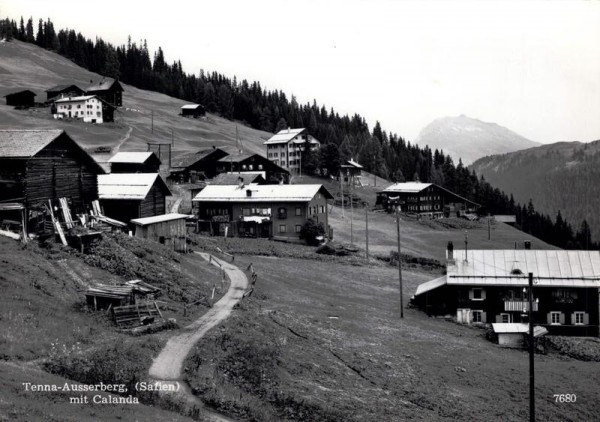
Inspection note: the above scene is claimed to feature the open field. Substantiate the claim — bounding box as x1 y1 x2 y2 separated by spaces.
186 255 600 421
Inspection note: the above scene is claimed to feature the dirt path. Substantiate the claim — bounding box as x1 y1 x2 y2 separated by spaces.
149 252 248 421
113 124 133 152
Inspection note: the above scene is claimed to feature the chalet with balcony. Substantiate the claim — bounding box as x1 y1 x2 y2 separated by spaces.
376 182 480 217
412 247 600 337
192 184 333 240
264 128 320 174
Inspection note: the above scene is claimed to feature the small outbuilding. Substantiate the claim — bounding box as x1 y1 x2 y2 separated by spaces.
181 104 206 118
97 173 171 223
491 323 548 348
131 213 190 252
109 151 162 173
4 90 36 107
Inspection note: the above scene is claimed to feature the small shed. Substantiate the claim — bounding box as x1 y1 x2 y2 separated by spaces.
131 213 190 252
181 104 206 118
85 280 160 311
491 323 549 348
109 151 162 173
4 90 36 107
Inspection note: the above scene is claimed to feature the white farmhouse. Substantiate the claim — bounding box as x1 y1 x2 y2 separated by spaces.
54 95 105 123
264 128 320 174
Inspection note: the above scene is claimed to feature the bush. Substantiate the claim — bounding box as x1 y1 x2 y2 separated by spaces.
299 218 325 246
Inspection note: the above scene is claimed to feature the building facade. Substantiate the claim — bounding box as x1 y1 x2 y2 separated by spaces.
264 128 320 174
193 184 332 240
413 248 600 337
54 95 112 123
4 90 36 107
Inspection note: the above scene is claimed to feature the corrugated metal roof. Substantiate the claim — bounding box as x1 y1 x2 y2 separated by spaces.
383 182 432 193
98 173 169 200
193 184 333 202
131 213 190 226
0 129 64 157
447 249 600 287
264 128 306 144
54 95 97 103
108 151 154 164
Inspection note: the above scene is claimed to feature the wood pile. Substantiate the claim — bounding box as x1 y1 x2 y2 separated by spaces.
113 302 164 328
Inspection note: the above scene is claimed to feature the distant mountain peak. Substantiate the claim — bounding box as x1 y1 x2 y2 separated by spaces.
415 115 539 164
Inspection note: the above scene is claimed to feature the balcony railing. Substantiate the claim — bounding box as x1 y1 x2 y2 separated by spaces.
504 300 539 312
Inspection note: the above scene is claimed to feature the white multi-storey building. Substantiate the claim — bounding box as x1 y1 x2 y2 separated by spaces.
54 95 105 123
263 128 320 174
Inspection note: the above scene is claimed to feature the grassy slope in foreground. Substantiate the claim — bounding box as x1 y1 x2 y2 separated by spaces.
185 255 599 422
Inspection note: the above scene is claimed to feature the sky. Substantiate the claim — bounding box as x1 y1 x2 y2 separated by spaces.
3 0 600 144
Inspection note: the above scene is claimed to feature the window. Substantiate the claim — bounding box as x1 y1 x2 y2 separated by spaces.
472 288 483 300
242 208 250 216
278 207 287 219
97 112 101 117
279 224 287 233
258 164 263 170
574 312 585 325
320 206 324 213
500 313 511 323
242 164 247 170
472 310 483 323
249 165 253 170
295 207 302 216
550 312 561 325
295 225 302 233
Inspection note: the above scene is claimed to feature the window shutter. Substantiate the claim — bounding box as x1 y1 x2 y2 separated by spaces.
468 289 474 300
495 314 502 323
547 313 552 324
571 313 576 325
481 289 486 300
480 312 487 323
559 313 565 325
583 313 590 325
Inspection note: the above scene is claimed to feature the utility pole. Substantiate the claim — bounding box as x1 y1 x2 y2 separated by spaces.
350 171 354 244
151 110 154 133
340 173 344 218
396 207 404 318
171 128 174 146
488 213 491 240
365 202 369 260
527 272 535 422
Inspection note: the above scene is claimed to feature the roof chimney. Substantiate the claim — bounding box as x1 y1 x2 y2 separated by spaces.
246 189 252 197
524 240 532 250
446 241 454 263
287 127 290 133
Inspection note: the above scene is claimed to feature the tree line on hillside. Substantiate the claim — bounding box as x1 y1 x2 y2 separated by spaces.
1 14 596 250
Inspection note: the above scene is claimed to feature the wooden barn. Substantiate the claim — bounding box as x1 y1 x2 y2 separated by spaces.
181 104 206 118
4 90 36 107
131 213 189 252
109 152 161 173
85 78 123 107
0 130 102 235
339 158 363 185
45 84 85 102
97 173 171 223
209 173 266 186
169 147 228 183
216 153 290 184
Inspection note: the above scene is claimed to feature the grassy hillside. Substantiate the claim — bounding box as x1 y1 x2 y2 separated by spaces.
471 140 600 241
0 40 273 166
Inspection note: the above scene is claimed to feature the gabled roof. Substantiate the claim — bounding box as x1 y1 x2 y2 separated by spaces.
171 148 227 169
181 104 204 110
86 79 123 93
131 213 190 226
264 128 306 145
46 84 83 92
341 158 363 169
0 129 64 157
217 152 257 163
383 182 432 193
4 90 36 98
193 184 333 203
108 151 161 165
54 95 97 103
97 173 171 200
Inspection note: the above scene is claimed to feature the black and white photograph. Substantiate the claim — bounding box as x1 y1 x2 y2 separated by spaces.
0 0 599 420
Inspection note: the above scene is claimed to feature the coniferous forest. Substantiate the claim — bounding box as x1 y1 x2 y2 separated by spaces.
0 15 596 249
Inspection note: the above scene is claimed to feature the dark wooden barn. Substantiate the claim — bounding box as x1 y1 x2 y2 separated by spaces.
4 90 36 107
181 104 206 118
85 79 124 107
0 129 102 235
169 147 229 183
97 173 171 223
46 84 85 102
216 153 290 184
109 152 162 173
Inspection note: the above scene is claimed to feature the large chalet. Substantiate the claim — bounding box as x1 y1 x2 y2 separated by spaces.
412 247 600 337
85 79 124 107
264 128 320 174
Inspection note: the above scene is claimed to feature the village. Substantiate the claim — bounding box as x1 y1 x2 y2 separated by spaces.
0 34 599 422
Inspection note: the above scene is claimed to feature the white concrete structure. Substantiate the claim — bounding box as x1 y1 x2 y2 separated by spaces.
264 128 320 174
54 95 104 123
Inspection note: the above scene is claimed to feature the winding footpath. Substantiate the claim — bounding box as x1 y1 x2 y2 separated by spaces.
149 252 248 421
